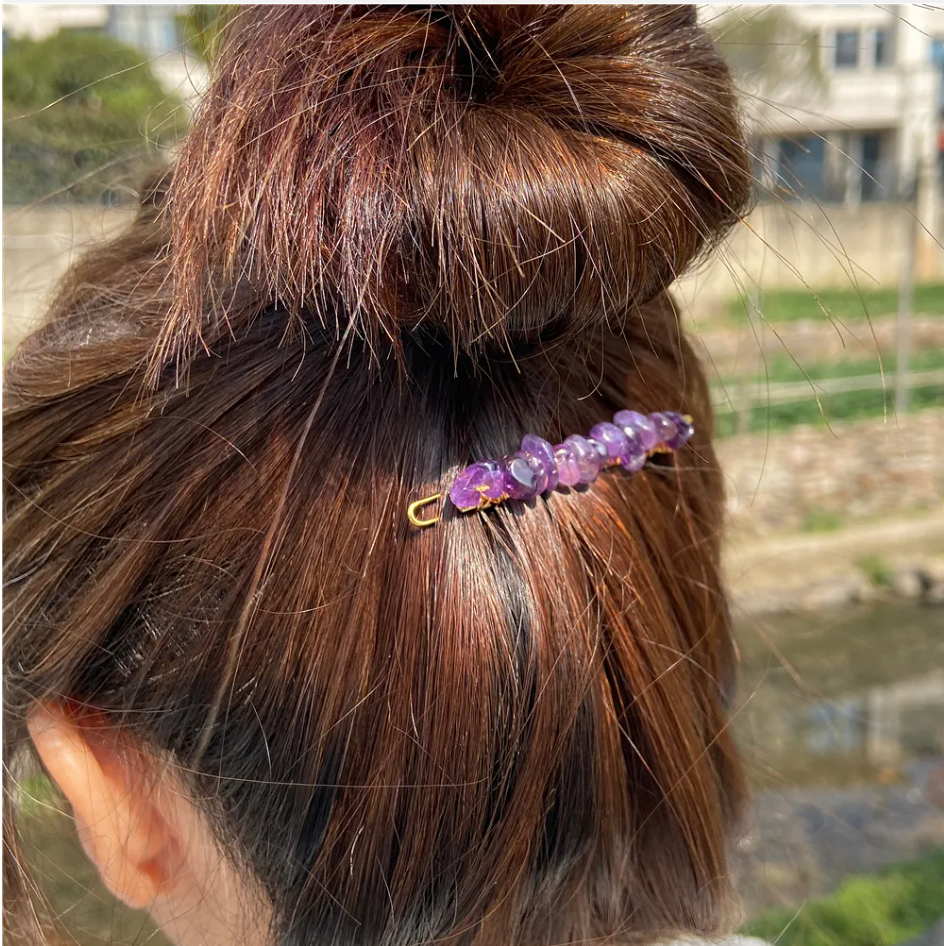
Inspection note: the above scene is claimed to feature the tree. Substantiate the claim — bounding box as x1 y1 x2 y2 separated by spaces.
2 29 184 204
707 6 826 99
176 5 229 63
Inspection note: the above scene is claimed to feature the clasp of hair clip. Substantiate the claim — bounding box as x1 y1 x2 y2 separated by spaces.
407 493 443 528
407 411 693 528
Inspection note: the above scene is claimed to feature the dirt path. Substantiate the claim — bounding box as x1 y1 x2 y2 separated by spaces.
725 512 944 611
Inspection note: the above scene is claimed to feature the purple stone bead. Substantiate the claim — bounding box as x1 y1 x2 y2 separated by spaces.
589 421 629 460
614 409 659 453
649 412 679 449
520 434 558 491
502 454 540 501
564 435 601 483
449 460 504 511
516 450 549 495
520 435 555 469
665 411 694 444
619 438 648 473
553 443 581 488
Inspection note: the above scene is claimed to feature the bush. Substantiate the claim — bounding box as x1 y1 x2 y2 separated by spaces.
744 848 944 946
856 554 894 588
2 30 184 204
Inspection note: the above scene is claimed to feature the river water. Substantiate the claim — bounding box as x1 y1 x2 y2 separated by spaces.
733 599 944 913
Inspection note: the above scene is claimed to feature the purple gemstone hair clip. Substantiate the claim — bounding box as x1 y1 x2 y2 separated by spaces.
407 410 694 527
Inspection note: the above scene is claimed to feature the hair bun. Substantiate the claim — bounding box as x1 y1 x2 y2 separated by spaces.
163 4 750 363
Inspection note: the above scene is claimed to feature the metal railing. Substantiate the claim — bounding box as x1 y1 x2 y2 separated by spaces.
712 368 944 415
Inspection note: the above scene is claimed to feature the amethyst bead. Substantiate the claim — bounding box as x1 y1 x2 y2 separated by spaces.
520 435 558 491
665 412 694 444
589 422 629 460
619 438 648 473
564 435 601 483
520 435 555 469
516 450 549 494
553 443 581 488
649 412 679 449
614 409 659 453
502 454 541 501
449 460 504 511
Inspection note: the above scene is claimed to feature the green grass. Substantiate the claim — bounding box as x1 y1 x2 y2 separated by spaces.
743 848 944 946
17 771 61 820
856 553 895 588
713 346 944 437
725 284 944 324
714 378 944 438
801 508 845 534
723 347 944 386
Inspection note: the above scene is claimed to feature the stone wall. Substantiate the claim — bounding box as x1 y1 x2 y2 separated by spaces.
719 409 944 534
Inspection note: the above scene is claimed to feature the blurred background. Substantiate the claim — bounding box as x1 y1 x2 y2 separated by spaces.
3 5 944 946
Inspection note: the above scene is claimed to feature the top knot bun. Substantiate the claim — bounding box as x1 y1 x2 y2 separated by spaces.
162 4 750 365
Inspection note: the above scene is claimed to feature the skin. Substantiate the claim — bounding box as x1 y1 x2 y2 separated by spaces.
27 704 270 946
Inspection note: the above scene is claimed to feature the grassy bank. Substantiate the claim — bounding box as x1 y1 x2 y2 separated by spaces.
715 384 943 437
725 284 944 324
743 848 944 946
721 348 944 385
713 348 944 437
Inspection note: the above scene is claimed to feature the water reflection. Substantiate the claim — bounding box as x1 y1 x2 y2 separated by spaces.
734 600 944 913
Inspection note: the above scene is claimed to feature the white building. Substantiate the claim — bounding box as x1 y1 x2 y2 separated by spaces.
743 5 944 222
1 4 207 102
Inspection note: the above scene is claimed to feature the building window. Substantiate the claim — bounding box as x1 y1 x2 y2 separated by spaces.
834 29 860 68
860 133 884 202
931 37 944 65
932 38 944 113
769 132 894 204
874 29 893 67
777 136 826 202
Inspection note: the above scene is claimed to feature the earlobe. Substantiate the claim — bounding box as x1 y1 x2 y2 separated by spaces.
27 703 181 911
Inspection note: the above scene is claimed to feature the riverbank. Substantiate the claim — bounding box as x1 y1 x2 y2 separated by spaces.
726 512 944 615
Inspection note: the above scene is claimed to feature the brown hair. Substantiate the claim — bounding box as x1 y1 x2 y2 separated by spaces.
4 6 752 945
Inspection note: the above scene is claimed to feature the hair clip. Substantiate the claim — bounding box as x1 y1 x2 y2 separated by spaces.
407 410 694 527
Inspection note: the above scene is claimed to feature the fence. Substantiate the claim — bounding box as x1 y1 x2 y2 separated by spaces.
714 368 944 414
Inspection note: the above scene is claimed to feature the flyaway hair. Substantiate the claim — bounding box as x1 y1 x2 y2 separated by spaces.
4 7 754 946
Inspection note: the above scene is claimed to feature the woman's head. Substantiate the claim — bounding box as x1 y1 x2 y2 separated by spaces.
4 6 752 946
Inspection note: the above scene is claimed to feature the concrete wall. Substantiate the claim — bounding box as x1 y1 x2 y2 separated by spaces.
2 206 135 351
4 200 944 351
675 199 944 320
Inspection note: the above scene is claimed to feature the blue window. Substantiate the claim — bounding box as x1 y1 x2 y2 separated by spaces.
931 37 944 65
874 29 893 67
932 39 944 112
835 29 860 68
777 136 826 202
860 133 884 202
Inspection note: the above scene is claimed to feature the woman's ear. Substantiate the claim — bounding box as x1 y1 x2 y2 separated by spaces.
27 703 269 946
27 703 183 910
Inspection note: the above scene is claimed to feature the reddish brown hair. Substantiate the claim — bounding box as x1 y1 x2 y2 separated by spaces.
4 6 752 945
